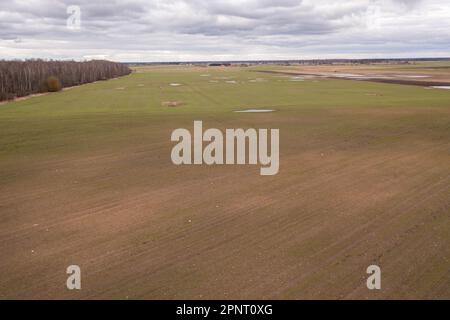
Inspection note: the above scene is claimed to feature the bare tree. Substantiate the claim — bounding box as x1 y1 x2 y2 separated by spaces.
0 59 131 101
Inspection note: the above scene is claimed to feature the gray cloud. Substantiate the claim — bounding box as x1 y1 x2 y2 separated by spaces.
0 0 449 61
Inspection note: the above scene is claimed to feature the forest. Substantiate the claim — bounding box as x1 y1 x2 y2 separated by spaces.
0 59 131 101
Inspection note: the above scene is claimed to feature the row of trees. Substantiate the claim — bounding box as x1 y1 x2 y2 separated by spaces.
0 60 131 101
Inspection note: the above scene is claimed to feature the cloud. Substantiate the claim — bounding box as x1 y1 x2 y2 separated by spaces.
0 0 449 61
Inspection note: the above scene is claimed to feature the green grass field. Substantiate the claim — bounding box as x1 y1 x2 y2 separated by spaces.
1 65 449 299
2 65 449 159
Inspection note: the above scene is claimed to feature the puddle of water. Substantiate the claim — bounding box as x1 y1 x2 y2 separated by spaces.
431 86 450 90
395 75 430 78
234 109 275 113
169 83 182 87
323 73 396 80
330 73 362 78
249 78 268 83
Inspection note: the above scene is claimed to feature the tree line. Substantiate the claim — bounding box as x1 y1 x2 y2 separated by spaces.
0 59 131 101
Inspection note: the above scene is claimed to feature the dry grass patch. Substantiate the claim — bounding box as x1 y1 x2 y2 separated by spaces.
162 101 185 107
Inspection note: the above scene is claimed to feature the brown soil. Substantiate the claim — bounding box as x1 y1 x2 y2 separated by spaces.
257 70 450 87
0 105 449 300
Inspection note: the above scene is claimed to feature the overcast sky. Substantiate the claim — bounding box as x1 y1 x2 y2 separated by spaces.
0 0 449 62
